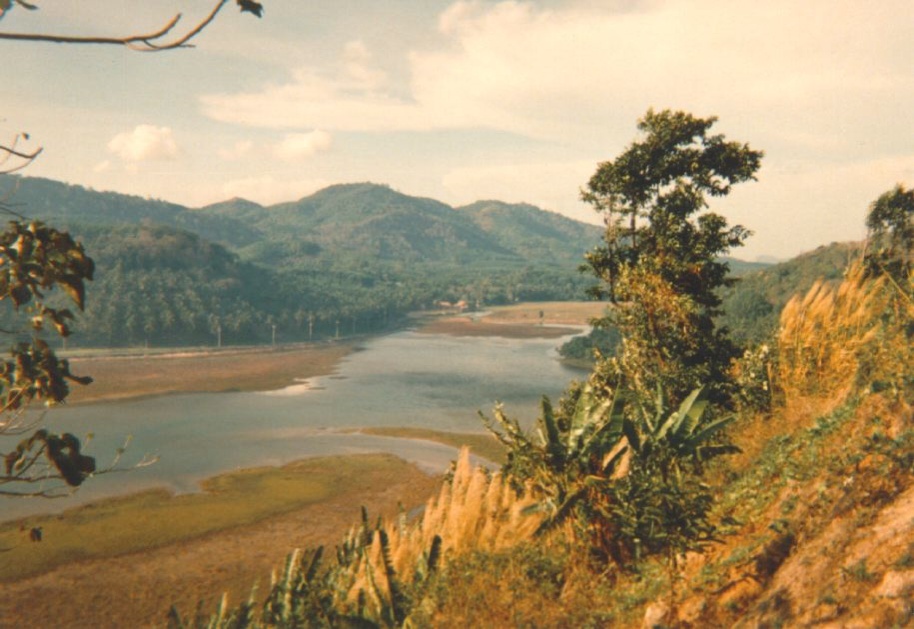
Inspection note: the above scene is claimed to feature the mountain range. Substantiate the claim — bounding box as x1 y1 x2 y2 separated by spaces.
1 174 848 350
0 176 606 346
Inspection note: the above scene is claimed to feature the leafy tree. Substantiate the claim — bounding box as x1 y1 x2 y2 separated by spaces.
0 214 98 495
582 109 763 406
865 184 914 278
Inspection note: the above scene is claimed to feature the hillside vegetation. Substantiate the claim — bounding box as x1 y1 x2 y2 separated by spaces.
172 222 913 629
561 242 853 364
168 111 913 629
0 176 602 347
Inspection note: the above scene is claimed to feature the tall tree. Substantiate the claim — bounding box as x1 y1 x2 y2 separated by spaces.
583 109 762 405
865 184 914 277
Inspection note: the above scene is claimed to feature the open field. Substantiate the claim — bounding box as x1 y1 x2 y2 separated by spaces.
483 301 608 325
0 454 440 628
64 342 353 404
418 301 604 338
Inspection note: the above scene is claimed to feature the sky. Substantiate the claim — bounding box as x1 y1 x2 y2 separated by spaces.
2 0 913 261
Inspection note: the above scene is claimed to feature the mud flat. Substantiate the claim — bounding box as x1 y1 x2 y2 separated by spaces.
65 342 354 404
0 453 439 628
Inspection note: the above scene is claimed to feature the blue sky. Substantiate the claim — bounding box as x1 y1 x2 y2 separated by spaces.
2 0 913 260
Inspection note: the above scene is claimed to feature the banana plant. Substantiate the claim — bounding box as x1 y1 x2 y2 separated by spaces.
482 380 630 535
624 386 740 476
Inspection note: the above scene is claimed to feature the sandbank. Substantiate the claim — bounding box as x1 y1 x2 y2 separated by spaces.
64 341 354 405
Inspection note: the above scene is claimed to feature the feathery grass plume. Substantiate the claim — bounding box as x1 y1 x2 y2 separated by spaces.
416 448 542 558
174 448 545 627
777 260 912 404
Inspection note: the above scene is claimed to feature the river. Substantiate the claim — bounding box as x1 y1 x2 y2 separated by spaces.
2 329 587 521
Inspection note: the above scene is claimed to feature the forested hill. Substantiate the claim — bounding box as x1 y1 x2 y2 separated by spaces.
199 183 603 270
0 176 604 347
0 175 260 248
458 200 603 268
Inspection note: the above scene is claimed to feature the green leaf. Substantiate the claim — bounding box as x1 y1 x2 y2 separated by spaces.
622 417 642 454
669 387 705 438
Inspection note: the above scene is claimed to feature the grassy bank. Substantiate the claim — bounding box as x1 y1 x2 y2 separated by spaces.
0 453 441 627
0 453 431 583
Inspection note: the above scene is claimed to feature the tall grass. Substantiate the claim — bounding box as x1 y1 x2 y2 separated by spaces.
174 448 544 627
777 261 913 403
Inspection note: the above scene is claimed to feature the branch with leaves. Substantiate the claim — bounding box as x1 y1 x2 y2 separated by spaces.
0 0 263 51
1 429 158 498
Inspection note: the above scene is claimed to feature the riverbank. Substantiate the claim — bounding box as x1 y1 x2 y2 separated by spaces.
416 300 603 338
0 306 586 625
0 454 439 628
65 341 354 404
62 301 602 404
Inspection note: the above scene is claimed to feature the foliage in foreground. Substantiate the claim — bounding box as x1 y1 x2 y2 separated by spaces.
0 219 97 496
170 450 543 627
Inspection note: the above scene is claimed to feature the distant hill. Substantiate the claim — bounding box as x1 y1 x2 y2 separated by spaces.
196 184 603 272
224 183 519 268
458 200 604 267
0 175 260 248
719 241 863 344
0 174 797 347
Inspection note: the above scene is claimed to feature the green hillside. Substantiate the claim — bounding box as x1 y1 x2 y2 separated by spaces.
0 177 609 347
206 183 585 269
458 199 604 267
0 174 260 248
720 241 862 344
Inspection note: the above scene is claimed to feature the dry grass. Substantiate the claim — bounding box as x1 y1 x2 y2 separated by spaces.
332 449 543 615
777 262 913 404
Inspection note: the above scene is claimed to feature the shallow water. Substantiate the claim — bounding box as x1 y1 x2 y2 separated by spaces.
2 329 586 521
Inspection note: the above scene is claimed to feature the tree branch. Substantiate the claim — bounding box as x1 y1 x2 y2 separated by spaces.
0 0 235 52
0 137 42 175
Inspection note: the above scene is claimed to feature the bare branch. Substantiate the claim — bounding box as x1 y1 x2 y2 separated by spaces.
0 135 42 175
0 0 235 52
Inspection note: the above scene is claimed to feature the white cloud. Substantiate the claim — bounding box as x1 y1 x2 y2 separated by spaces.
92 160 112 173
342 40 387 89
199 0 914 153
217 140 255 161
273 130 333 161
220 175 330 205
107 125 180 162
